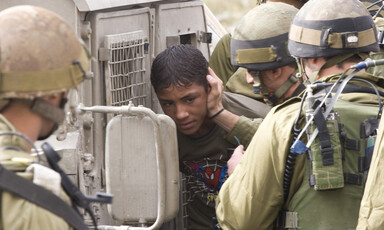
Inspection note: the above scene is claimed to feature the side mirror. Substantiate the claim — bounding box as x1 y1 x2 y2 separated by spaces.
105 110 179 228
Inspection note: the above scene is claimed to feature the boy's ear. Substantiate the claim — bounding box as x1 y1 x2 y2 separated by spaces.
207 82 212 93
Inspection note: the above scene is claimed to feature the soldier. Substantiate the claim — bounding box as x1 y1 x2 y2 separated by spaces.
216 0 384 229
357 108 384 229
0 5 89 229
223 2 301 174
150 44 269 229
209 0 308 100
230 2 302 107
256 0 306 8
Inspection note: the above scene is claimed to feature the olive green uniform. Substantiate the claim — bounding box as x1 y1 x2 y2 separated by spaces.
0 115 72 230
216 72 383 230
209 33 237 86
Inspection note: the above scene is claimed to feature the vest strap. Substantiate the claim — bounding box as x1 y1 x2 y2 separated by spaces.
358 156 372 172
16 98 65 124
343 173 362 185
313 107 334 166
275 211 299 229
0 164 89 230
340 129 360 152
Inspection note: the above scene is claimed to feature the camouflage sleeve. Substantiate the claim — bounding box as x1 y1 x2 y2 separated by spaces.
224 116 263 148
209 33 236 86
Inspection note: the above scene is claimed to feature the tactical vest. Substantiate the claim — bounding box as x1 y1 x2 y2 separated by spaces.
287 97 380 230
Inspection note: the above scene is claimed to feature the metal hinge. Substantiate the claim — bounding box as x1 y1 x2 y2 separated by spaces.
98 48 110 61
198 31 212 44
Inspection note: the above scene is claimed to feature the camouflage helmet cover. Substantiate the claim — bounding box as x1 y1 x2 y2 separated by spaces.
288 0 379 58
231 2 299 71
0 5 89 99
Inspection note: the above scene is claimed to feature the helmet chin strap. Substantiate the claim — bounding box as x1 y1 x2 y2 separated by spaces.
260 72 300 106
15 98 66 140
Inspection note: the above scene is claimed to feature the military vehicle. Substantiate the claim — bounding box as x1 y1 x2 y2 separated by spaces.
0 0 225 229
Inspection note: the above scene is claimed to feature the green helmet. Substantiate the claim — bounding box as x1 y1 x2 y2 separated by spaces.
231 2 299 71
288 0 379 58
0 5 89 99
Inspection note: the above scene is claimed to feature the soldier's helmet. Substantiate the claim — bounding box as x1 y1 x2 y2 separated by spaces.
231 2 299 71
0 5 89 99
288 0 379 58
256 0 309 6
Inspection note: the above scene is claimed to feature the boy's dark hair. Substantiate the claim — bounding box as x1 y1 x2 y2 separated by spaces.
150 44 209 92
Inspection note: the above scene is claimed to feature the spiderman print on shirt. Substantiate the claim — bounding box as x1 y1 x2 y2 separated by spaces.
182 157 228 205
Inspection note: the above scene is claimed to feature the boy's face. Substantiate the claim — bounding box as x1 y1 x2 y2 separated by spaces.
156 82 210 138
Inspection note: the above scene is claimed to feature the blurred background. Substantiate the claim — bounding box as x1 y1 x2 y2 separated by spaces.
203 0 256 33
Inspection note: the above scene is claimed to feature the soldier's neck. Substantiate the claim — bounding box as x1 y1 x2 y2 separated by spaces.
2 101 42 143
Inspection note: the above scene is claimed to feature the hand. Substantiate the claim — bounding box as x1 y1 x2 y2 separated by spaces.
206 67 224 117
227 145 244 176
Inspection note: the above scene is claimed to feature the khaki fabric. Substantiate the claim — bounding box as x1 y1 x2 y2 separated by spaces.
225 68 264 101
216 98 304 230
0 115 73 230
366 17 384 78
222 92 270 147
216 71 383 230
209 33 236 86
357 115 384 229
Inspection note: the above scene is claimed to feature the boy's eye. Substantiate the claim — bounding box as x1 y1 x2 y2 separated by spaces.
161 102 173 107
185 97 195 103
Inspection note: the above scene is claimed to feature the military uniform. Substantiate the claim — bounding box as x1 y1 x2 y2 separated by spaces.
357 92 384 230
216 72 384 230
225 68 264 101
0 5 90 229
209 33 237 86
0 115 73 230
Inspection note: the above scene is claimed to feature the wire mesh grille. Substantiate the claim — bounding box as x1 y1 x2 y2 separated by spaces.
106 32 148 107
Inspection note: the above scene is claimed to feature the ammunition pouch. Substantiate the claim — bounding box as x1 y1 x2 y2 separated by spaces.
308 114 344 190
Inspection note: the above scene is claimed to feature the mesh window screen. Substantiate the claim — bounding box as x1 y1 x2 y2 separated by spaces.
104 31 149 107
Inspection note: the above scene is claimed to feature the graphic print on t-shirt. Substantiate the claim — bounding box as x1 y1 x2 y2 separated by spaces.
183 158 228 205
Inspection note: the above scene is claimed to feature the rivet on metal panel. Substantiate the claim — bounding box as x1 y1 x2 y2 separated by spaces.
85 71 94 79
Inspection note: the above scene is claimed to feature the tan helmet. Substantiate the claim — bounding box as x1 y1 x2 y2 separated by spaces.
288 0 379 58
231 2 299 71
0 5 89 99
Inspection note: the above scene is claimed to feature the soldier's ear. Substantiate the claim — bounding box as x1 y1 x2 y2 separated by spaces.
41 93 63 107
270 67 283 80
305 57 326 70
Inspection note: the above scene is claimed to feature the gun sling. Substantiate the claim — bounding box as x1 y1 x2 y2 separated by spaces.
0 164 89 230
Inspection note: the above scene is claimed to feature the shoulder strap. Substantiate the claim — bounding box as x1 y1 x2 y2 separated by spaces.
0 164 89 230
315 82 384 97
